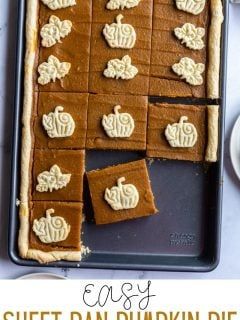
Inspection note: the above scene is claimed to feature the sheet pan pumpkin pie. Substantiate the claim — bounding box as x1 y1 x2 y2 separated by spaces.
18 0 223 263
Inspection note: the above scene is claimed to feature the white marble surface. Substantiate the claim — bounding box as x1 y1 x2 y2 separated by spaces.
0 1 240 279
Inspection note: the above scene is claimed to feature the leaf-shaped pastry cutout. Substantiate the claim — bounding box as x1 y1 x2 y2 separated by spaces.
38 55 71 85
36 165 71 193
103 55 138 80
41 15 72 48
106 0 141 10
172 57 205 86
41 0 76 10
174 23 205 50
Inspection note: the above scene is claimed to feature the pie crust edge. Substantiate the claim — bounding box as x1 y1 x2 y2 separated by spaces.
18 0 223 264
207 0 224 99
18 0 84 265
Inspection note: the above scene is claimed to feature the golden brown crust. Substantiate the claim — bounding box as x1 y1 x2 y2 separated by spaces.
26 250 81 264
207 0 224 99
18 0 85 264
26 246 90 264
205 105 219 162
18 0 223 264
19 0 39 259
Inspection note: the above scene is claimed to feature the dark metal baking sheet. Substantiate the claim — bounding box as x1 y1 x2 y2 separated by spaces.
8 0 229 272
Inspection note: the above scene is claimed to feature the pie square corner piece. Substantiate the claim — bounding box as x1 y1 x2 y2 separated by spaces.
29 201 83 253
86 159 157 225
147 103 207 162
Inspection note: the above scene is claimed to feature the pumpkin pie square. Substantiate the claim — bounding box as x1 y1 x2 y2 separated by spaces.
29 201 82 252
32 149 85 202
39 1 92 24
147 103 207 161
86 94 148 151
86 159 157 225
88 0 153 96
149 0 209 98
34 92 88 149
38 22 91 92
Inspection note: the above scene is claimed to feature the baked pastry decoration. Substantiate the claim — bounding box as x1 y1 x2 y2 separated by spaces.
32 209 71 244
18 0 223 263
103 14 136 49
165 116 198 148
42 106 75 138
106 0 141 10
103 55 138 80
174 23 205 50
40 15 72 48
36 165 71 193
104 177 139 210
41 0 76 10
175 0 206 15
38 55 71 85
172 57 205 86
102 105 135 138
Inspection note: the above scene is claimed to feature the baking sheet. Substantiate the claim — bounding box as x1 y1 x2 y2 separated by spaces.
8 0 228 271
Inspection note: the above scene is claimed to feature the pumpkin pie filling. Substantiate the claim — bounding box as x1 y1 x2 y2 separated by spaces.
34 92 88 149
88 0 153 95
18 0 223 263
87 159 157 225
147 103 207 161
38 22 91 92
32 149 85 202
149 0 210 97
29 201 82 252
39 1 92 25
86 94 148 150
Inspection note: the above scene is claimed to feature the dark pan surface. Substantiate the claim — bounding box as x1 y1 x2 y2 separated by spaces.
8 0 229 271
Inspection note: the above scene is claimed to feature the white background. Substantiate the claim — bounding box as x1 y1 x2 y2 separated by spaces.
1 280 240 314
0 1 240 279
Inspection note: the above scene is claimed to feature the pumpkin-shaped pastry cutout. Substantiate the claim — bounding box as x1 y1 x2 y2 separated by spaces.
105 177 139 211
165 116 198 148
175 0 206 15
103 14 136 49
42 106 75 138
33 209 71 244
102 105 135 138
